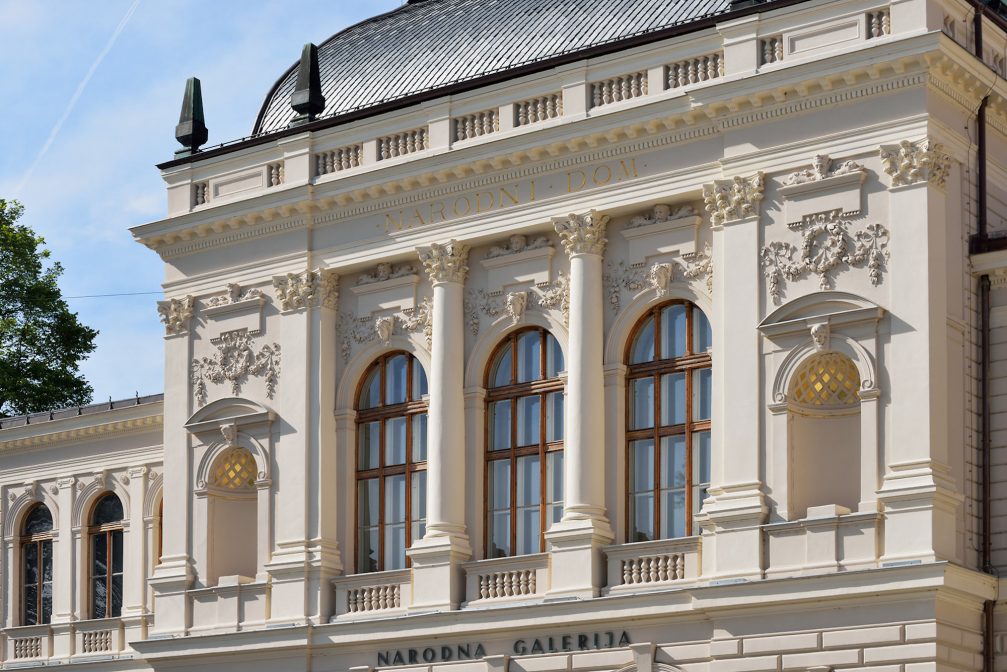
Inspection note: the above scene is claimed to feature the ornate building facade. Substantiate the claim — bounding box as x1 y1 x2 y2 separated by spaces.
2 0 1007 669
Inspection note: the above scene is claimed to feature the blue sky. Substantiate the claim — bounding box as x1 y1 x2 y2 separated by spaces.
0 0 401 406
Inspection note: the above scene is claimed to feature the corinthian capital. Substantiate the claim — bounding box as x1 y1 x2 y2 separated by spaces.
703 172 764 226
157 295 195 335
879 138 951 189
418 240 470 284
553 210 609 256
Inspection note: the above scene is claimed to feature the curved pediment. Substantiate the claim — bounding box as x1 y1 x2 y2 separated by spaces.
184 397 274 433
759 291 885 338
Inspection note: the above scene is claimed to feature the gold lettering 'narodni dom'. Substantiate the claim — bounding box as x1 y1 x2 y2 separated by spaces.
384 181 536 233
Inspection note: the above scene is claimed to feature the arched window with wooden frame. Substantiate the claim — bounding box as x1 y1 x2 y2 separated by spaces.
21 503 53 626
625 301 712 542
356 351 428 573
89 493 124 619
485 328 565 558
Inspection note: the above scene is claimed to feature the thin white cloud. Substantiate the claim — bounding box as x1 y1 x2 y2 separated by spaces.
14 0 141 198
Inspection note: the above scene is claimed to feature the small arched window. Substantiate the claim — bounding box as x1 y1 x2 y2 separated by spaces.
485 328 565 558
626 301 712 542
89 493 124 619
356 352 429 573
21 504 53 626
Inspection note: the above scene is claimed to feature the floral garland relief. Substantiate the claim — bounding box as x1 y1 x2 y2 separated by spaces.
191 329 281 406
760 209 889 304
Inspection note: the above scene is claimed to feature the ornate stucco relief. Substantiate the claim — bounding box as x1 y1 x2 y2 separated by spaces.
879 138 952 189
782 154 865 185
206 283 263 308
553 211 609 256
190 330 281 406
603 243 712 314
418 240 470 284
703 172 765 226
355 262 416 286
336 298 433 362
625 204 697 229
761 209 889 304
271 269 339 312
157 296 195 336
486 234 551 259
464 289 533 335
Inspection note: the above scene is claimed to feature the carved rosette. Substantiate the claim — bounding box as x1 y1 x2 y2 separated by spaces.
418 240 470 284
272 269 339 311
157 295 195 335
553 210 609 256
190 329 281 406
703 172 765 226
760 210 890 304
879 138 952 189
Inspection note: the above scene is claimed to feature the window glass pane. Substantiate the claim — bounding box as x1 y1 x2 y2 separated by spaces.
385 416 407 466
23 583 38 626
660 489 687 539
386 354 408 405
385 525 406 571
358 479 380 527
629 439 655 543
92 533 108 580
359 367 380 410
516 455 541 555
411 413 428 462
358 526 379 573
546 392 564 442
490 345 513 388
694 368 712 421
630 316 655 364
92 493 123 525
516 331 542 383
24 505 53 535
489 400 511 451
660 373 686 426
546 451 564 527
660 304 687 359
24 542 38 586
545 333 564 377
693 430 712 515
112 530 123 574
412 361 428 399
358 421 380 470
92 577 107 619
661 435 687 489
487 460 511 558
693 308 712 353
629 377 655 430
41 541 52 584
40 575 52 624
516 395 541 447
385 474 406 570
411 471 427 543
110 575 122 618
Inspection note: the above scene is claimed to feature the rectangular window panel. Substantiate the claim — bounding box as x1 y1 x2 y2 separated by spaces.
546 392 564 442
487 459 512 558
489 400 511 451
40 541 52 624
661 435 687 490
41 578 52 625
693 430 712 516
93 533 108 579
660 373 686 426
629 377 655 430
546 451 564 527
385 416 407 466
412 364 428 399
546 335 564 377
23 583 38 626
517 331 542 383
112 530 123 574
660 488 687 539
693 368 712 421
110 574 123 618
412 413 428 462
385 474 406 525
358 478 380 527
92 577 107 619
516 454 541 555
24 542 38 586
629 439 655 542
384 522 406 571
411 471 427 543
488 459 511 510
660 304 687 358
357 526 379 573
489 510 511 558
631 492 655 542
358 421 380 470
693 309 712 353
516 395 541 447
386 355 408 405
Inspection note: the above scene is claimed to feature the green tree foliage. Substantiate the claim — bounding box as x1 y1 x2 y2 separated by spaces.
0 200 98 416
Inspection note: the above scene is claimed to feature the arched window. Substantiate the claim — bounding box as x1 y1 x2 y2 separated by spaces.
485 328 565 558
356 352 428 573
626 302 712 542
89 493 124 619
21 504 53 626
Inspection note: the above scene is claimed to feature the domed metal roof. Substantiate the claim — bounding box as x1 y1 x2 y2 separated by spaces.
253 0 732 135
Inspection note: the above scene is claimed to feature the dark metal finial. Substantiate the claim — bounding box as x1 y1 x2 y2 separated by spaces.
175 77 208 158
289 43 325 127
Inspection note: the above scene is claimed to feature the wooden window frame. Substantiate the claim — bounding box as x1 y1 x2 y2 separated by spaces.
354 351 428 573
484 327 564 558
20 504 53 626
624 301 712 542
88 493 124 620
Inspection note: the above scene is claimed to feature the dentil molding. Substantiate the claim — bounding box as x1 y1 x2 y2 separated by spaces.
703 173 765 226
879 137 952 189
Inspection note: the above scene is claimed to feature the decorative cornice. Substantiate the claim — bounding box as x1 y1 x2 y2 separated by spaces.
0 415 163 452
703 172 764 226
272 269 339 311
553 210 609 257
418 240 470 284
879 137 952 189
158 217 306 259
156 296 194 336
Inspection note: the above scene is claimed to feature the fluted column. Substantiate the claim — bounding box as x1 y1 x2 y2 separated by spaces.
407 240 471 611
545 210 613 599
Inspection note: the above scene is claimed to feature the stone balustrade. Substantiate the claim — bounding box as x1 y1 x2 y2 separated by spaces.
331 568 411 620
463 554 549 606
454 109 499 142
666 52 724 89
603 537 702 594
515 93 563 126
590 71 648 108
